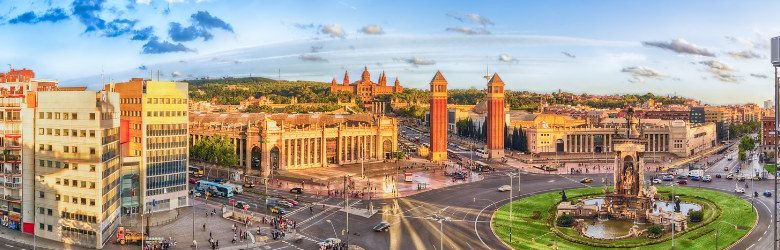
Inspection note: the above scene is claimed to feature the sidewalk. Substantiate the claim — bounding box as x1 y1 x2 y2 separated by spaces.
0 226 91 250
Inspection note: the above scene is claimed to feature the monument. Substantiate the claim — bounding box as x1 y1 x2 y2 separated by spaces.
602 107 654 222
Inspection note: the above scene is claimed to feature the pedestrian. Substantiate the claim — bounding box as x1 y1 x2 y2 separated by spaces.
216 240 219 248
309 206 313 214
203 223 206 231
209 231 212 238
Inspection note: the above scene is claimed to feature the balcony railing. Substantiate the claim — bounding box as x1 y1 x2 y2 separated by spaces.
4 182 21 189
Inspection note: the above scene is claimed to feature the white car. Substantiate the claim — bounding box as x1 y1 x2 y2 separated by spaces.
498 185 511 192
652 179 662 184
317 238 342 248
735 187 745 193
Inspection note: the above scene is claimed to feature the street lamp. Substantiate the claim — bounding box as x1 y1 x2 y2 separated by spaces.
428 215 450 250
325 219 338 238
770 35 780 250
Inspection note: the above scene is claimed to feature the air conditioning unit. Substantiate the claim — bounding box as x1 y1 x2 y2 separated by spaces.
772 36 780 66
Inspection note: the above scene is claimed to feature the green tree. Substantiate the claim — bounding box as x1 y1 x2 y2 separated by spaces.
244 104 274 113
647 225 663 237
688 210 703 222
190 136 239 168
556 213 574 227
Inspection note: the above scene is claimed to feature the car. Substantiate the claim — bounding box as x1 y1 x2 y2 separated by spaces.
737 176 746 181
242 183 256 188
752 176 762 181
317 238 342 248
453 173 467 180
652 179 662 184
498 185 511 192
715 174 722 178
723 166 729 171
727 157 733 161
676 175 687 180
677 180 688 185
269 206 287 215
726 174 734 180
702 175 712 182
764 190 773 197
373 221 391 232
277 200 294 208
284 198 299 206
580 178 593 184
212 178 224 183
690 176 701 181
235 201 249 209
662 175 674 181
735 187 745 193
290 187 303 194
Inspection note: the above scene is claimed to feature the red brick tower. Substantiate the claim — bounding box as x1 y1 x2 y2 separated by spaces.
486 73 505 159
429 71 448 162
343 70 350 85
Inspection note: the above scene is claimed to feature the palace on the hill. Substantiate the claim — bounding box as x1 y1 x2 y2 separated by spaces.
330 67 403 102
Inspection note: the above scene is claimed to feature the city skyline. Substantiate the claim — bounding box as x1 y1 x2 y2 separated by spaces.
2 0 779 105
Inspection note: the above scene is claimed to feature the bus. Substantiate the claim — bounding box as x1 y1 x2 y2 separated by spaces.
189 166 204 178
196 180 234 198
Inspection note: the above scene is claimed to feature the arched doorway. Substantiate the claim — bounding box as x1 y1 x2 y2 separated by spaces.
270 146 280 171
556 139 565 153
383 139 393 159
251 146 261 170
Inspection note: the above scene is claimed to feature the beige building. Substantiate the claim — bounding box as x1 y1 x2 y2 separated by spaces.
521 115 717 158
107 79 190 213
24 90 121 249
189 112 398 177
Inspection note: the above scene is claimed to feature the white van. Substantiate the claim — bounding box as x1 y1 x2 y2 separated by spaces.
224 182 244 194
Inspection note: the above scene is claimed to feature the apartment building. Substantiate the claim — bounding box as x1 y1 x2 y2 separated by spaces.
22 90 121 249
107 79 189 213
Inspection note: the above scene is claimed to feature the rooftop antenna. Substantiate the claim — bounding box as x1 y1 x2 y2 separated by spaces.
100 65 105 85
156 70 161 81
278 68 281 81
483 64 490 82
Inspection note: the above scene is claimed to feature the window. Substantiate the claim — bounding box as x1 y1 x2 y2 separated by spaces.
90 199 95 206
81 198 86 205
46 128 51 135
90 165 96 172
89 148 96 155
72 197 77 204
63 113 69 120
64 129 69 136
71 164 77 171
54 129 60 136
89 130 95 137
72 180 78 187
38 207 44 214
72 113 77 120
38 128 43 135
90 182 95 189
39 223 44 230
63 179 69 185
80 181 86 188
38 191 44 198
64 146 69 153
54 113 60 119
47 225 52 232
55 194 60 201
38 112 43 118
47 209 52 216
89 113 95 120
46 112 51 119
55 178 60 185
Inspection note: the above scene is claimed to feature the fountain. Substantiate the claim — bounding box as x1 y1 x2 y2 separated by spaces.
556 108 694 239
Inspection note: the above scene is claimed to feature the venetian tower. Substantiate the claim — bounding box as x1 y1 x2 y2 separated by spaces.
486 73 505 159
429 71 448 162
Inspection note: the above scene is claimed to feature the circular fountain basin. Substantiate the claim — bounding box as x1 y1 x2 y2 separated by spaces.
577 197 702 239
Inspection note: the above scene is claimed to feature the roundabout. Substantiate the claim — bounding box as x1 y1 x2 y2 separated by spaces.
491 186 757 249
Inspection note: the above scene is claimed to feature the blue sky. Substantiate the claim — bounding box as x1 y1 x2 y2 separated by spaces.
1 0 778 105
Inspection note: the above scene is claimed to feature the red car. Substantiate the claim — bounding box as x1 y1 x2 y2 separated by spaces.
189 178 198 184
677 179 688 185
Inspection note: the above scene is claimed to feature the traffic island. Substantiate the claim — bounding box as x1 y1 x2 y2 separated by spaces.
491 186 756 249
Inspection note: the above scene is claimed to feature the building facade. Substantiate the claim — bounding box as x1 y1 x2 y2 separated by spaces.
761 116 775 160
329 67 403 102
24 90 121 249
428 71 448 162
522 115 717 158
486 73 505 159
189 113 398 177
0 69 32 231
107 79 189 213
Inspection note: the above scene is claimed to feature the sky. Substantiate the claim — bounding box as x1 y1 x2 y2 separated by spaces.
1 0 779 105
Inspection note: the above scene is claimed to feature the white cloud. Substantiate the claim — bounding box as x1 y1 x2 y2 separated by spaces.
445 27 490 35
394 56 435 66
498 53 517 63
621 66 666 83
321 24 345 39
359 24 384 35
699 60 740 83
642 38 715 57
727 50 761 60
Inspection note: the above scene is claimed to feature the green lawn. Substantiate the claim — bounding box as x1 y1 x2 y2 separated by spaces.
492 186 756 249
